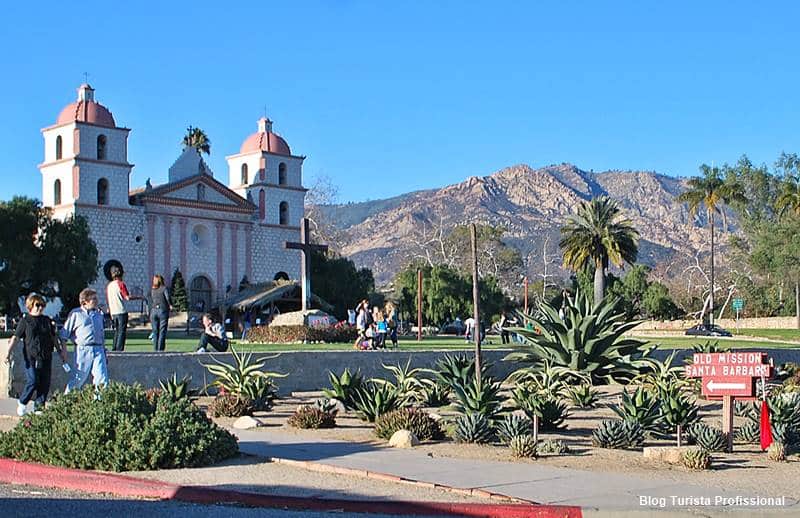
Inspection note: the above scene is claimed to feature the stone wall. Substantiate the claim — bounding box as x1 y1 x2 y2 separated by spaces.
3 342 800 399
634 316 798 332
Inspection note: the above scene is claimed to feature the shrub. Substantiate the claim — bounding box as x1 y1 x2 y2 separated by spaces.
374 408 444 441
453 412 494 444
288 405 336 429
496 414 532 445
323 368 364 410
0 383 237 471
509 434 537 458
245 324 358 344
209 392 254 417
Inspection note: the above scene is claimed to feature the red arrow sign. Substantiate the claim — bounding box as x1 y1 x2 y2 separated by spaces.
701 376 754 397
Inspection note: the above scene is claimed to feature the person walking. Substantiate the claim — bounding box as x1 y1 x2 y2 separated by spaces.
106 266 140 352
147 274 172 351
384 301 399 349
5 294 68 415
62 289 109 393
353 299 369 349
499 311 510 345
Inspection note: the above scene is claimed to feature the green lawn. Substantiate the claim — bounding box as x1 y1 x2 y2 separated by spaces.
735 328 800 341
2 329 797 353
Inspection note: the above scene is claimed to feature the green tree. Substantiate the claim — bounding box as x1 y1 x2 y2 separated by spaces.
37 215 99 311
559 197 639 304
170 269 189 312
0 197 48 314
182 126 211 155
678 165 747 324
642 282 682 320
310 250 375 320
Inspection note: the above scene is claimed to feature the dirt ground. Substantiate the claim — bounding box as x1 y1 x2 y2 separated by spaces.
211 386 800 501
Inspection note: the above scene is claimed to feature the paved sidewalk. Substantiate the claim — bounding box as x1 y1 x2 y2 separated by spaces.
233 428 797 512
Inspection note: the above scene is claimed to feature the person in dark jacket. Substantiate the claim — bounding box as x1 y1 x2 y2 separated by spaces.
5 294 68 415
146 275 172 351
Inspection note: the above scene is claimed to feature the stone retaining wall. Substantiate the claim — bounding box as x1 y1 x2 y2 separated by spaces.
2 341 798 399
634 316 798 331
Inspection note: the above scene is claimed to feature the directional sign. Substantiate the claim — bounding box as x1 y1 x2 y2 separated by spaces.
701 376 753 397
692 352 766 366
732 298 744 311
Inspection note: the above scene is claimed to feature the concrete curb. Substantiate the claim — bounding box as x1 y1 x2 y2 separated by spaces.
0 458 582 517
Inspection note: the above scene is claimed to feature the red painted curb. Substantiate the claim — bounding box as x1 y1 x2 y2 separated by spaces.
0 458 583 517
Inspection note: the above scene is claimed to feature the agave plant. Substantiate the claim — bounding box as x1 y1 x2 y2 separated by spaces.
691 340 731 354
735 420 760 444
608 386 662 433
158 373 192 401
767 393 800 445
450 375 504 422
323 368 364 410
658 382 700 442
435 354 492 391
496 414 533 444
507 360 586 396
510 385 569 431
419 378 451 407
633 350 688 392
565 383 600 408
689 422 726 452
505 290 652 383
453 412 494 444
203 348 285 406
351 381 402 422
375 360 427 405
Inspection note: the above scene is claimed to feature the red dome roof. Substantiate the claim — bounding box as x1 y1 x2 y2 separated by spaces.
239 131 291 155
55 84 116 127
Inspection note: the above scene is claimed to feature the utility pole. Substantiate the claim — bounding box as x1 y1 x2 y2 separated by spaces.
417 269 423 342
470 224 482 383
523 276 529 314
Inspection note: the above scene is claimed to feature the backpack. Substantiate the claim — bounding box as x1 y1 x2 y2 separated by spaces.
23 315 55 360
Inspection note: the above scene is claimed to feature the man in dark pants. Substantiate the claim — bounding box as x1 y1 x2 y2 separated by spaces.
106 266 139 351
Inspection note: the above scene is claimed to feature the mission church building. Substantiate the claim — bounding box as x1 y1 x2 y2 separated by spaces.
39 83 305 310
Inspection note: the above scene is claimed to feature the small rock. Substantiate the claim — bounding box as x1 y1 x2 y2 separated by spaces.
389 430 419 448
233 416 264 429
643 446 693 464
330 398 347 414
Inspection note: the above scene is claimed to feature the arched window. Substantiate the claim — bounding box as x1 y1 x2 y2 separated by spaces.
197 184 206 201
97 178 109 205
278 162 287 185
241 163 248 185
258 189 265 220
54 179 62 205
97 135 107 160
274 271 289 281
55 136 63 160
279 201 289 225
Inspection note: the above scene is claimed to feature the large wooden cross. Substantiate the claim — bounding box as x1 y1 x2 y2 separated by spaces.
284 218 328 311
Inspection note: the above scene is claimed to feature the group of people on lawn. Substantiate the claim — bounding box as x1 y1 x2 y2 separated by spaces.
3 268 228 416
352 300 399 350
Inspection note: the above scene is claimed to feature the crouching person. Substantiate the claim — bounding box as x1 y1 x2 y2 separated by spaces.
61 288 109 392
5 294 68 415
196 313 229 353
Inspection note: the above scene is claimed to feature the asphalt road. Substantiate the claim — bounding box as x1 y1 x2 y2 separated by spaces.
0 483 436 518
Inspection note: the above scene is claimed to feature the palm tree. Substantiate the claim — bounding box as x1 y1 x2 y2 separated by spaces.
678 164 747 325
775 172 800 329
182 126 211 155
559 196 640 304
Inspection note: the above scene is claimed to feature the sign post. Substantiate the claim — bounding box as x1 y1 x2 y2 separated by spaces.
732 298 744 332
684 352 772 452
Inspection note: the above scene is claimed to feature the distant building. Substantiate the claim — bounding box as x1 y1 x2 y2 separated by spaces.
39 83 305 310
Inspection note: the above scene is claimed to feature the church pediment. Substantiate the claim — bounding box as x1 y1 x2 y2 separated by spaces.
131 174 256 214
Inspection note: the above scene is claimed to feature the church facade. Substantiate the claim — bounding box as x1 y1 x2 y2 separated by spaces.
39 84 304 310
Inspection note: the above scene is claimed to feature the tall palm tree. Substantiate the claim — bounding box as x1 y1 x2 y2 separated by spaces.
182 126 211 155
678 164 747 325
775 172 800 329
559 196 640 304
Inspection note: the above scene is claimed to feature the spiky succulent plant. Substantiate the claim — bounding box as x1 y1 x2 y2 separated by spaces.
453 412 494 444
682 447 712 470
537 439 570 455
591 419 643 449
565 383 600 408
609 386 661 433
735 421 760 444
767 442 787 462
689 423 726 452
509 434 537 458
496 414 532 445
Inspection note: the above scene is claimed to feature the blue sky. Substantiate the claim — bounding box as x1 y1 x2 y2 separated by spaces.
1 1 799 203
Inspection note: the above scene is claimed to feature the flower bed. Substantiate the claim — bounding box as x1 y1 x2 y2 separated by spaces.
246 322 358 344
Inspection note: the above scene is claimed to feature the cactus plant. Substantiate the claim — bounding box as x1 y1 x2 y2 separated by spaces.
690 423 726 452
288 405 336 429
591 419 643 449
682 447 712 470
509 434 537 458
453 412 494 444
767 442 787 462
496 414 532 445
537 439 570 455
